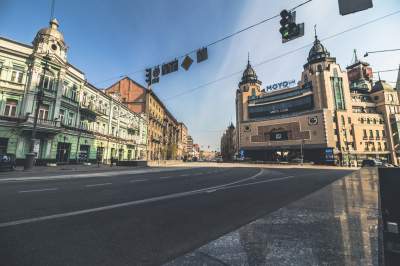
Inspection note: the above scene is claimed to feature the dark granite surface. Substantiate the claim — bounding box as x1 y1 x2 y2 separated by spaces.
164 168 380 266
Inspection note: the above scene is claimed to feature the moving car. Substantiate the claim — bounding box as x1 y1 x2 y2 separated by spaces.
361 159 383 167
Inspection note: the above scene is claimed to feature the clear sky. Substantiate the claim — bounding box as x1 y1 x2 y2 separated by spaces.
1 0 399 151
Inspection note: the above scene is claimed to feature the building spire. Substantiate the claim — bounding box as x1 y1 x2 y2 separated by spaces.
314 24 317 40
352 49 359 64
50 0 56 21
247 52 250 65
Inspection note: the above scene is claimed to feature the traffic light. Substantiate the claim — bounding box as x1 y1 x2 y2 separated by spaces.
145 68 152 86
279 10 304 43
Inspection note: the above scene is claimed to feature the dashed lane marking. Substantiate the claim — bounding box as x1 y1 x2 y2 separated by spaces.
129 179 147 183
85 183 112 188
18 188 59 193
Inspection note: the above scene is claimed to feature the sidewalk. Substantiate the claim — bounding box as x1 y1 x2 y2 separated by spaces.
0 164 148 179
166 161 358 170
165 168 381 265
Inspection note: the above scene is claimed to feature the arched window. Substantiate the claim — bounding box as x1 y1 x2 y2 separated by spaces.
317 64 323 72
304 74 308 82
341 115 345 125
251 88 256 97
367 118 371 124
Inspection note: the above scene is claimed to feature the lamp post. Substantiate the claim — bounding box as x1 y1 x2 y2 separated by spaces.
24 53 51 170
300 139 305 165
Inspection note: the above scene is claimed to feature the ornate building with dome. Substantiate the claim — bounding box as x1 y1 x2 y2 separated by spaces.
236 35 400 166
0 19 148 165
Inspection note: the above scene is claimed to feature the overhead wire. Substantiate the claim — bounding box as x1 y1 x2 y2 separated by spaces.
93 0 313 86
163 9 400 101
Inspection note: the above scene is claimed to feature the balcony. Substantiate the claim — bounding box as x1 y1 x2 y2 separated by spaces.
0 114 25 123
80 103 97 121
18 116 61 135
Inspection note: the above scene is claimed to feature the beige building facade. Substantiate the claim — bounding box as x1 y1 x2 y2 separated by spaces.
105 78 182 161
236 35 400 166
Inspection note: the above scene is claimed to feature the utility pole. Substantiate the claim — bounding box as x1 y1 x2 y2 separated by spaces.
300 139 305 165
24 53 51 170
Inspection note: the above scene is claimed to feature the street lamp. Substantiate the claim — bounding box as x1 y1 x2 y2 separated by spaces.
24 53 51 170
300 139 305 165
364 48 400 57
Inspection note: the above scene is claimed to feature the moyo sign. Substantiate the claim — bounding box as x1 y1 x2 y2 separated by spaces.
266 80 296 92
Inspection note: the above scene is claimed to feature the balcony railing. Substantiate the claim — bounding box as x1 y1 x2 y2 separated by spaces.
0 114 25 123
25 116 60 127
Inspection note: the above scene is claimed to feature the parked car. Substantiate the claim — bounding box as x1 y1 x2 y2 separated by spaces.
382 162 398 168
0 154 16 171
361 159 383 167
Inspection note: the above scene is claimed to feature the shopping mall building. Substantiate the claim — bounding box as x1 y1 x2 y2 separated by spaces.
236 35 400 166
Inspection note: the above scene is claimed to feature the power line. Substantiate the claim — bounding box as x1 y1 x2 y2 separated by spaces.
92 0 312 85
373 68 400 74
163 9 400 101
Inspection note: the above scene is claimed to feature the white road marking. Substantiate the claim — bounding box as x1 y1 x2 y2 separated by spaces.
85 183 112 188
0 167 200 183
129 179 147 183
0 169 264 228
159 176 174 179
18 188 59 193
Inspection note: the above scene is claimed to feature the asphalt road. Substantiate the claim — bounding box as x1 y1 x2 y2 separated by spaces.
0 167 352 266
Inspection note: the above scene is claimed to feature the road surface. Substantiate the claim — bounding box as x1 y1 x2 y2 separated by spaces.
0 167 352 265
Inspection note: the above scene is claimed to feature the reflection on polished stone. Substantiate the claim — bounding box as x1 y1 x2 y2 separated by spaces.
165 169 380 266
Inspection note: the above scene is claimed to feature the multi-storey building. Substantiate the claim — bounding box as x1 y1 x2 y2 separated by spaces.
177 122 188 159
186 135 194 157
0 19 147 165
236 34 400 166
105 77 182 160
220 123 236 161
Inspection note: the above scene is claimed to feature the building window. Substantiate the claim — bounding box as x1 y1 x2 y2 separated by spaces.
341 115 345 125
65 112 74 126
71 87 77 101
384 142 388 150
363 129 367 138
39 72 56 91
376 130 380 138
348 117 351 124
330 72 345 110
38 105 49 120
4 99 18 117
59 109 65 124
11 69 24 83
369 130 373 138
382 130 386 138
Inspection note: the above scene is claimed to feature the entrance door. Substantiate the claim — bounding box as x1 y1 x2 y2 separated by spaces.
0 138 8 154
56 142 71 163
79 145 90 162
96 147 104 163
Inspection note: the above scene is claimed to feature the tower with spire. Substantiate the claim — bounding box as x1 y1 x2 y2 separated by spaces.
346 49 373 92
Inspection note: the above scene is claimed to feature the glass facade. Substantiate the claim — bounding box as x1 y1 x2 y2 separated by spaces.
248 95 314 119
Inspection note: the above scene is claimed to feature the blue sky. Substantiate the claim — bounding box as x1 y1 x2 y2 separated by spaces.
1 0 400 151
